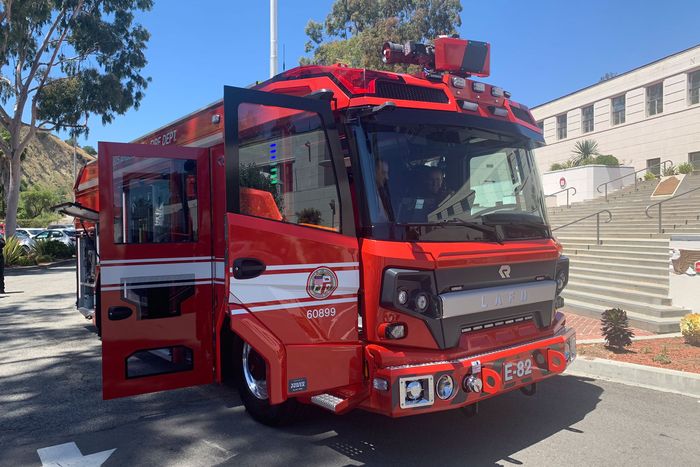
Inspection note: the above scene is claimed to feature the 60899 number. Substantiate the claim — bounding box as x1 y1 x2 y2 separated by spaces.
306 307 336 319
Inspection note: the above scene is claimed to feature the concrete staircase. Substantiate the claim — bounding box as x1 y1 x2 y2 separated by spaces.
548 173 700 333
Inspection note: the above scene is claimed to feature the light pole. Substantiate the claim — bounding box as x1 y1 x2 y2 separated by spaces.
270 0 278 78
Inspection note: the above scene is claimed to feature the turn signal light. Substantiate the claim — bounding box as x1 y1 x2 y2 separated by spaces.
379 322 407 339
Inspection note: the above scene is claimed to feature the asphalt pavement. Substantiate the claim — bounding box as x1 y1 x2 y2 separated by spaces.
1 265 698 466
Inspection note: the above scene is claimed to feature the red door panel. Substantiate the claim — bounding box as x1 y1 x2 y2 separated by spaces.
228 213 359 344
98 142 214 399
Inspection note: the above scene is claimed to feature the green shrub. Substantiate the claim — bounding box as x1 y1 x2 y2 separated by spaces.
652 346 671 365
296 207 322 225
16 256 37 266
677 162 694 175
550 163 565 171
644 172 657 181
35 254 53 264
593 154 620 166
680 313 700 346
662 165 678 176
2 236 27 266
601 308 634 349
31 239 74 260
17 212 61 228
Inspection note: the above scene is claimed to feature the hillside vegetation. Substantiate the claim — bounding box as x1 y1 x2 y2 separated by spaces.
20 129 93 192
1 128 93 223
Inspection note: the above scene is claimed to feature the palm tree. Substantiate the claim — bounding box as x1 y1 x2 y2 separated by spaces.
570 139 599 166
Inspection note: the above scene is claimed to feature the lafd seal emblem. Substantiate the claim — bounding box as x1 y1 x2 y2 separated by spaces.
306 267 338 299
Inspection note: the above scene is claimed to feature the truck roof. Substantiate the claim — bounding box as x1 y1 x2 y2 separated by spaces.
131 63 540 148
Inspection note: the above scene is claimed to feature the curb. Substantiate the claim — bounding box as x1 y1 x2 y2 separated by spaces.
5 258 74 274
577 332 682 345
566 356 700 398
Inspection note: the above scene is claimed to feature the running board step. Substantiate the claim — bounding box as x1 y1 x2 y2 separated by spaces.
311 393 347 413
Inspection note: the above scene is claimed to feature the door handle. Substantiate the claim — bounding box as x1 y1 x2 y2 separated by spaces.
108 306 133 321
233 258 266 280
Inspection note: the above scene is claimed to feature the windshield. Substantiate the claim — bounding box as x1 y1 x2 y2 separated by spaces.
353 114 549 242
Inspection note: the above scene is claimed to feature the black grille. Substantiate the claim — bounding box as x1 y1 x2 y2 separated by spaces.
375 81 449 103
511 106 535 125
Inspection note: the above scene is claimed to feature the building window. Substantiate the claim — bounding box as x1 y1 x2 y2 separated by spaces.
689 151 700 171
581 105 594 133
536 120 544 131
611 95 625 125
646 82 663 116
646 157 661 176
556 114 567 140
689 70 700 105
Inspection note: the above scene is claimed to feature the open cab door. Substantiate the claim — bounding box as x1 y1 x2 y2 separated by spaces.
97 142 213 399
222 86 363 410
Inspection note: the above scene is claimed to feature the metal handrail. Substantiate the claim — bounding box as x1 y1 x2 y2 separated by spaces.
552 209 613 245
545 187 577 208
596 159 673 201
645 185 700 233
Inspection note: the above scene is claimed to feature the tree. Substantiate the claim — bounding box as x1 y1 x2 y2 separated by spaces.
0 0 153 236
18 184 64 219
570 139 599 166
302 0 462 70
82 144 96 156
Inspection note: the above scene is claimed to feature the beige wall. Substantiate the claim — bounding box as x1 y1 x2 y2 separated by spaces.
532 45 700 174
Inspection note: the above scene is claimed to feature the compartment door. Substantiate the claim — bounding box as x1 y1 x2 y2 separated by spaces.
97 142 213 399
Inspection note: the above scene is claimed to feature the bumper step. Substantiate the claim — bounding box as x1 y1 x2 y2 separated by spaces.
311 393 346 413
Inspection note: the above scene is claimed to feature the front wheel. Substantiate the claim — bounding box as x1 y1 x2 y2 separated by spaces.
238 340 300 426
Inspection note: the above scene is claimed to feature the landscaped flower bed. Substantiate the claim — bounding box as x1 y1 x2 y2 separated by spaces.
577 338 700 374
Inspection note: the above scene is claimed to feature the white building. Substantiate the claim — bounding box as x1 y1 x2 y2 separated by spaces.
532 44 700 176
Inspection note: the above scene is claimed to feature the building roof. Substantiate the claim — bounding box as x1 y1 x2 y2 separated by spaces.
532 43 700 110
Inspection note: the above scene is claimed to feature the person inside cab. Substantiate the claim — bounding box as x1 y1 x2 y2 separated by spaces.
374 158 394 221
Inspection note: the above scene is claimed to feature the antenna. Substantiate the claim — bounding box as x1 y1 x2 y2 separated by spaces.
283 44 286 71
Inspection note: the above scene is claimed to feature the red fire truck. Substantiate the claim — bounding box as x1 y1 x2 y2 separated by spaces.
59 37 575 425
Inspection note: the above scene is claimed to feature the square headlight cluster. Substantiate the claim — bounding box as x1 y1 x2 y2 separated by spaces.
380 268 440 318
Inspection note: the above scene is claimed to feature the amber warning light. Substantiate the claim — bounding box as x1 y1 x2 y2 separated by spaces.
382 37 490 77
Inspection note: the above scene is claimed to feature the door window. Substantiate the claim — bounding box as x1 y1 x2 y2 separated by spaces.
236 103 341 231
112 156 198 243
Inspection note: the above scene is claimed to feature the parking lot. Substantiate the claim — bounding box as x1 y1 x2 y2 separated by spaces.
1 264 699 466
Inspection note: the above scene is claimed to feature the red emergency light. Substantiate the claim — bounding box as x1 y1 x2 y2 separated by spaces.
382 37 490 77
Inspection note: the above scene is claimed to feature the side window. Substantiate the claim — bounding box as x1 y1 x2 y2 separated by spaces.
112 156 198 244
237 103 341 231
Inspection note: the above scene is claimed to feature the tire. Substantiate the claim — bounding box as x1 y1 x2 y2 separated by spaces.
237 339 300 426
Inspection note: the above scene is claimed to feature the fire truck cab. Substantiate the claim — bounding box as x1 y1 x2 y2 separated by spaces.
65 37 575 425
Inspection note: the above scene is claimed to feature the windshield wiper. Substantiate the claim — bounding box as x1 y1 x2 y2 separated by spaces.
441 218 504 244
481 212 551 237
402 219 504 243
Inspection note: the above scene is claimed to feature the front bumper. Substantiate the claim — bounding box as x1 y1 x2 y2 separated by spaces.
361 327 576 417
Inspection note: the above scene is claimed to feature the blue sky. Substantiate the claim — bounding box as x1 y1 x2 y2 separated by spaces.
76 0 700 148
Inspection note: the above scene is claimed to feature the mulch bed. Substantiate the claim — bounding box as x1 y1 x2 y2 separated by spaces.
578 338 700 374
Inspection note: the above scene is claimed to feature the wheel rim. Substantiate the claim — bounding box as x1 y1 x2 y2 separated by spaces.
242 342 268 400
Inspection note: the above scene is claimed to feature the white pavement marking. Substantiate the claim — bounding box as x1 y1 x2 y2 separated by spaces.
37 442 115 467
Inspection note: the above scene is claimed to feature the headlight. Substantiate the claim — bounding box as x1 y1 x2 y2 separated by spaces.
436 374 455 400
414 292 430 313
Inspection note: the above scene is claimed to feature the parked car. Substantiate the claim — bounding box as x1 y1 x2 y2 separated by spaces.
46 223 74 230
16 228 43 238
14 230 35 252
32 229 76 247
